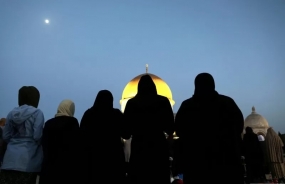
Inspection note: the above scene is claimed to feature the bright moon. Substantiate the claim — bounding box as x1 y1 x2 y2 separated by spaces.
45 19 49 24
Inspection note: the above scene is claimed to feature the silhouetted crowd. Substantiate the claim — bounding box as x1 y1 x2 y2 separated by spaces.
0 73 285 184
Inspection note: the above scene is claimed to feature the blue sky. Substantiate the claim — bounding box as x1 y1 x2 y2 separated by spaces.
0 0 285 131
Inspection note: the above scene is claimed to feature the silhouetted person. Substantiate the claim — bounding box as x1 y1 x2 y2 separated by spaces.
265 127 285 181
80 90 126 184
123 74 175 184
0 86 44 184
242 127 264 183
174 73 244 184
39 99 80 184
278 132 285 153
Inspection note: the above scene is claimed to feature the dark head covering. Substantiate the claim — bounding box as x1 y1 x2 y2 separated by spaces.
92 90 113 109
137 74 157 96
193 73 217 97
245 127 254 134
18 86 40 108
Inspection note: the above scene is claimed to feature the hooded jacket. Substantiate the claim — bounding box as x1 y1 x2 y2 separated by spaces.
1 104 44 172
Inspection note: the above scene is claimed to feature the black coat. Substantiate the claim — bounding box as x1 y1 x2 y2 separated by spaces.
242 128 263 165
242 127 264 180
40 116 80 184
174 73 244 184
123 74 175 184
79 90 126 184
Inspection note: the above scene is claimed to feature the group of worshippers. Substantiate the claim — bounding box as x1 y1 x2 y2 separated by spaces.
242 127 285 183
0 72 284 184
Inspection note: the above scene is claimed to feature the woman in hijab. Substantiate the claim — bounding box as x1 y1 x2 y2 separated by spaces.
174 73 244 184
39 99 80 184
0 86 44 184
265 127 285 181
123 74 175 184
80 90 126 184
242 127 264 183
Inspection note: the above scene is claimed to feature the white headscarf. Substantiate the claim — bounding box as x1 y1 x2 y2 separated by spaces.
258 135 265 141
55 99 75 117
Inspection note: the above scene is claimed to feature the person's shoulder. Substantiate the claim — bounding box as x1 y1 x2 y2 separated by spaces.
180 97 193 106
68 116 80 126
33 108 44 117
127 98 135 103
113 108 123 114
84 108 92 113
218 94 242 112
157 95 173 105
82 108 92 116
65 116 79 123
45 115 64 124
125 98 136 106
218 94 235 103
6 110 13 119
157 95 169 101
45 117 55 123
219 94 233 100
43 117 56 128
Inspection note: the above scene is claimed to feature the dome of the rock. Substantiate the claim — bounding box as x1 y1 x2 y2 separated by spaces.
120 72 175 112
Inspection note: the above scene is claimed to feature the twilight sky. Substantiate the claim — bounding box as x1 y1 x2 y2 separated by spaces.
0 0 285 131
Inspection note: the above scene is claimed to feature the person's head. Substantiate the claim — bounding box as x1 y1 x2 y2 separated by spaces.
93 90 113 109
245 126 254 134
194 73 215 95
0 118 6 126
137 74 157 96
55 99 75 117
18 86 40 108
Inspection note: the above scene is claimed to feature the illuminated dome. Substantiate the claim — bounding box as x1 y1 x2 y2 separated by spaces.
244 106 269 136
120 65 175 112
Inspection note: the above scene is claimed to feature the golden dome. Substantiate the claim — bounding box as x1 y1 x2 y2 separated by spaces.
120 73 175 106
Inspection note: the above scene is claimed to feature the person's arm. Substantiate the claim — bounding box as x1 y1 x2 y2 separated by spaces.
228 98 244 135
33 109 45 144
122 100 133 140
174 101 188 138
114 109 125 139
79 110 90 131
3 113 13 142
161 97 175 137
41 121 49 154
70 117 80 130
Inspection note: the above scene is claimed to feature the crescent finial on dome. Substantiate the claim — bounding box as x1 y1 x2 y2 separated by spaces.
146 64 148 73
252 106 255 112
